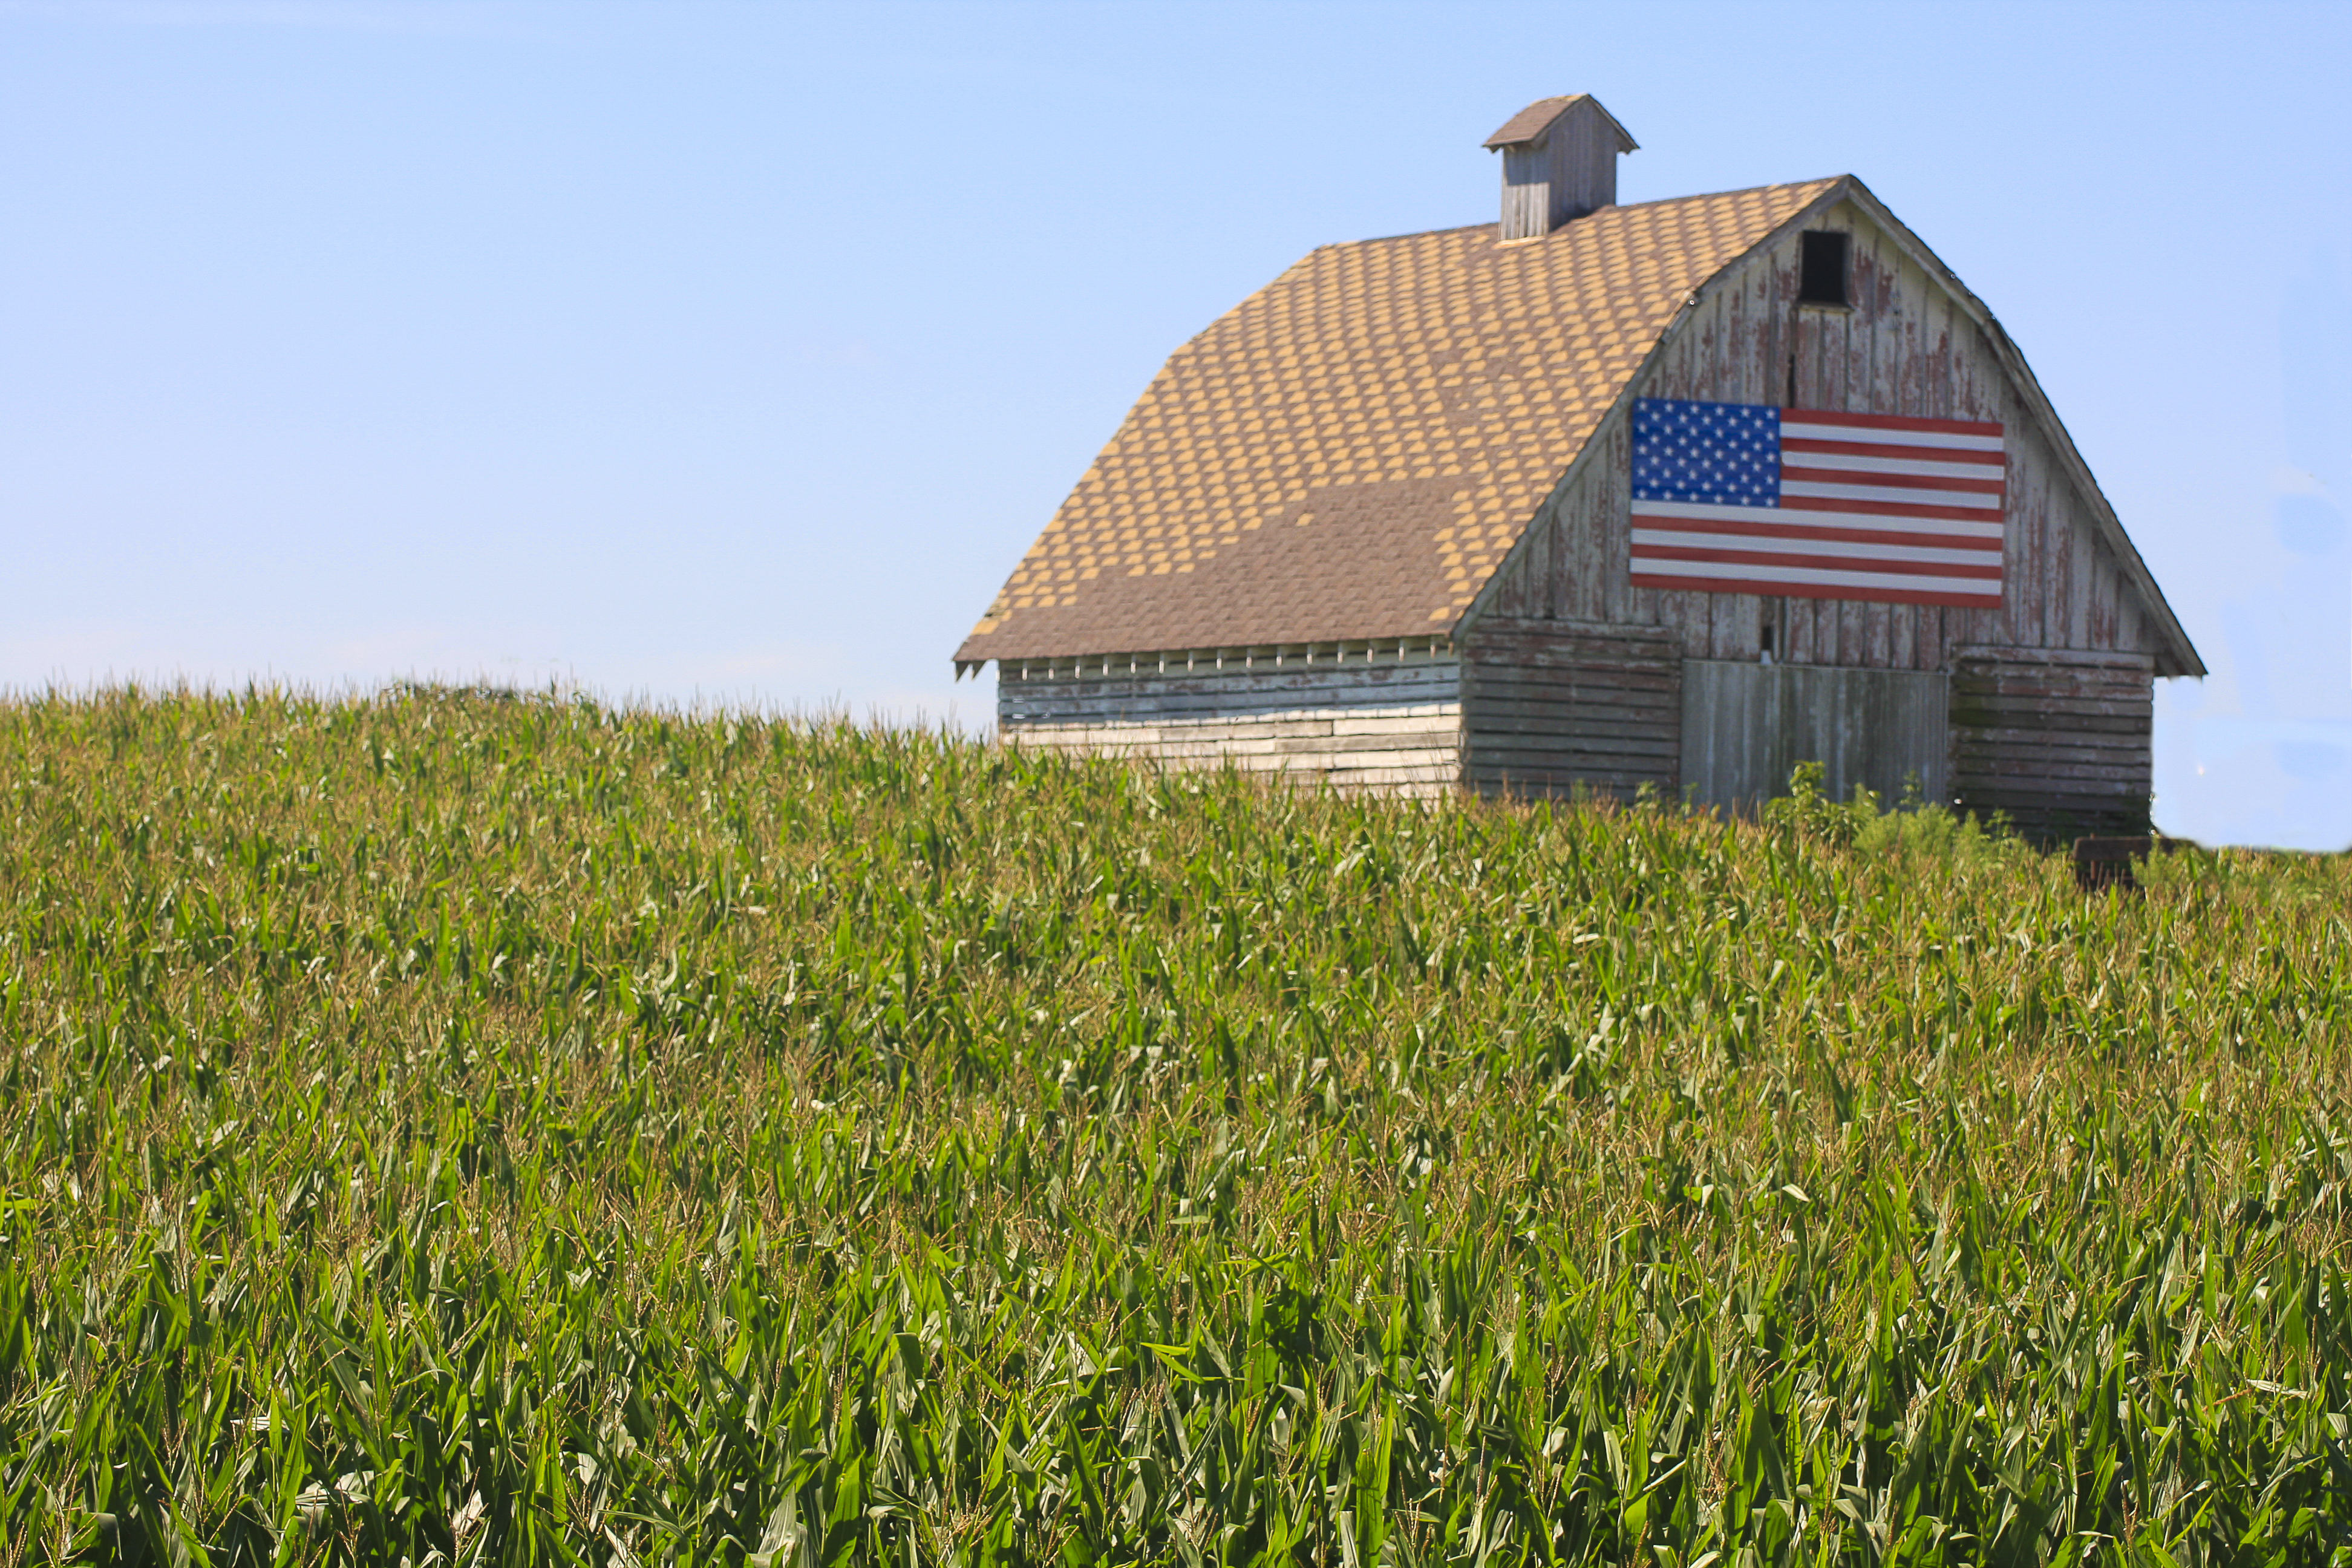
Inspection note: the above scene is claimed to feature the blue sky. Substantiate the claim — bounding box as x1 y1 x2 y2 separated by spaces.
4 1 2348 848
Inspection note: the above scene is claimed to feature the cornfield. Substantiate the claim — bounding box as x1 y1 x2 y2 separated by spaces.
4 687 2350 1566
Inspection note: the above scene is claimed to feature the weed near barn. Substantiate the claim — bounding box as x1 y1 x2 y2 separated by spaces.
2 688 2350 1565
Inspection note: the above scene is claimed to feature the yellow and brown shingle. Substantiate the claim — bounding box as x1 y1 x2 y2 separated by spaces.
956 178 1837 664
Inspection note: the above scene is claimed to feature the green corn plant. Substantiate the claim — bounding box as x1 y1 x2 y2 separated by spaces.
0 685 2347 1565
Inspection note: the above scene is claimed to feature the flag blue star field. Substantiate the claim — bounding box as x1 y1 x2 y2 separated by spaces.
1628 398 2006 607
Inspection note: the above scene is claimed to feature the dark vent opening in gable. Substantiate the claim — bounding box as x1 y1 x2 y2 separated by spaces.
1798 230 1850 306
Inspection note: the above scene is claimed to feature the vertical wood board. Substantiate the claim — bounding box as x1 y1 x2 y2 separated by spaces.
1680 661 1950 811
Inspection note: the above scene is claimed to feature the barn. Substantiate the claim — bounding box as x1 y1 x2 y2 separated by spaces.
952 95 2203 840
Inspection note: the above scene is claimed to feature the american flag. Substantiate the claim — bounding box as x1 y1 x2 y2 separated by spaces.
1627 397 2005 607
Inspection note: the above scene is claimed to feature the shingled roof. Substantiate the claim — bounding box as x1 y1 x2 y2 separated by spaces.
1482 93 1637 151
956 178 1839 665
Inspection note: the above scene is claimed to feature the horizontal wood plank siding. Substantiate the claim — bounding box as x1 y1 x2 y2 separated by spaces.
1000 661 1462 795
1462 618 1680 800
1950 648 2152 841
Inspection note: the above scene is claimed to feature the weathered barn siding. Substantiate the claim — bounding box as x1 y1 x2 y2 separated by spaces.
1461 618 1679 799
1478 197 2172 678
1950 648 2153 839
1464 193 2172 827
998 647 1461 794
1681 662 1949 812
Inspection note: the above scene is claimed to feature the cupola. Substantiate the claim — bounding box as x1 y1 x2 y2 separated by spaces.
1483 94 1638 240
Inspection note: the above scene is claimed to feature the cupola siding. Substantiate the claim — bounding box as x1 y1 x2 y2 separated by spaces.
956 100 2200 840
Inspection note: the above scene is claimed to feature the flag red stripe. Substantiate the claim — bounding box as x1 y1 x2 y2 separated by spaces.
1630 572 2002 607
1772 494 2003 523
1780 436 2007 467
1781 464 2007 496
1630 543 2003 580
1632 514 2004 550
1782 408 2003 437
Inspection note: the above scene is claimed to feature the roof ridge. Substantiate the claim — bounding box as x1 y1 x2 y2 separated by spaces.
1325 177 1846 253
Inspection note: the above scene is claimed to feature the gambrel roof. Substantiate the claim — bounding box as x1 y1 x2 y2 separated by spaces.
955 175 2201 676
958 180 1837 664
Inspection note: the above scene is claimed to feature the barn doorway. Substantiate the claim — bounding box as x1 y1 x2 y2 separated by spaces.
1679 662 1949 813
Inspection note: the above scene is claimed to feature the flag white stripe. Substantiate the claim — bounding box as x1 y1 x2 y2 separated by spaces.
1779 419 2004 453
1779 450 2004 480
1631 499 2004 539
1782 479 2003 509
1633 529 2002 567
1629 557 2004 597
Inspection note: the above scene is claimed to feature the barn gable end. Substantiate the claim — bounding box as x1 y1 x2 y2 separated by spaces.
1459 180 2196 834
1468 181 2196 674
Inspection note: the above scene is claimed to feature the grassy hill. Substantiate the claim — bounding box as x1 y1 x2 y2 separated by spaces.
4 688 2349 1566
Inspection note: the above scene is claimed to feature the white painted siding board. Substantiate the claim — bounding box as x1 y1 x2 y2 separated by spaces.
1001 659 1463 794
